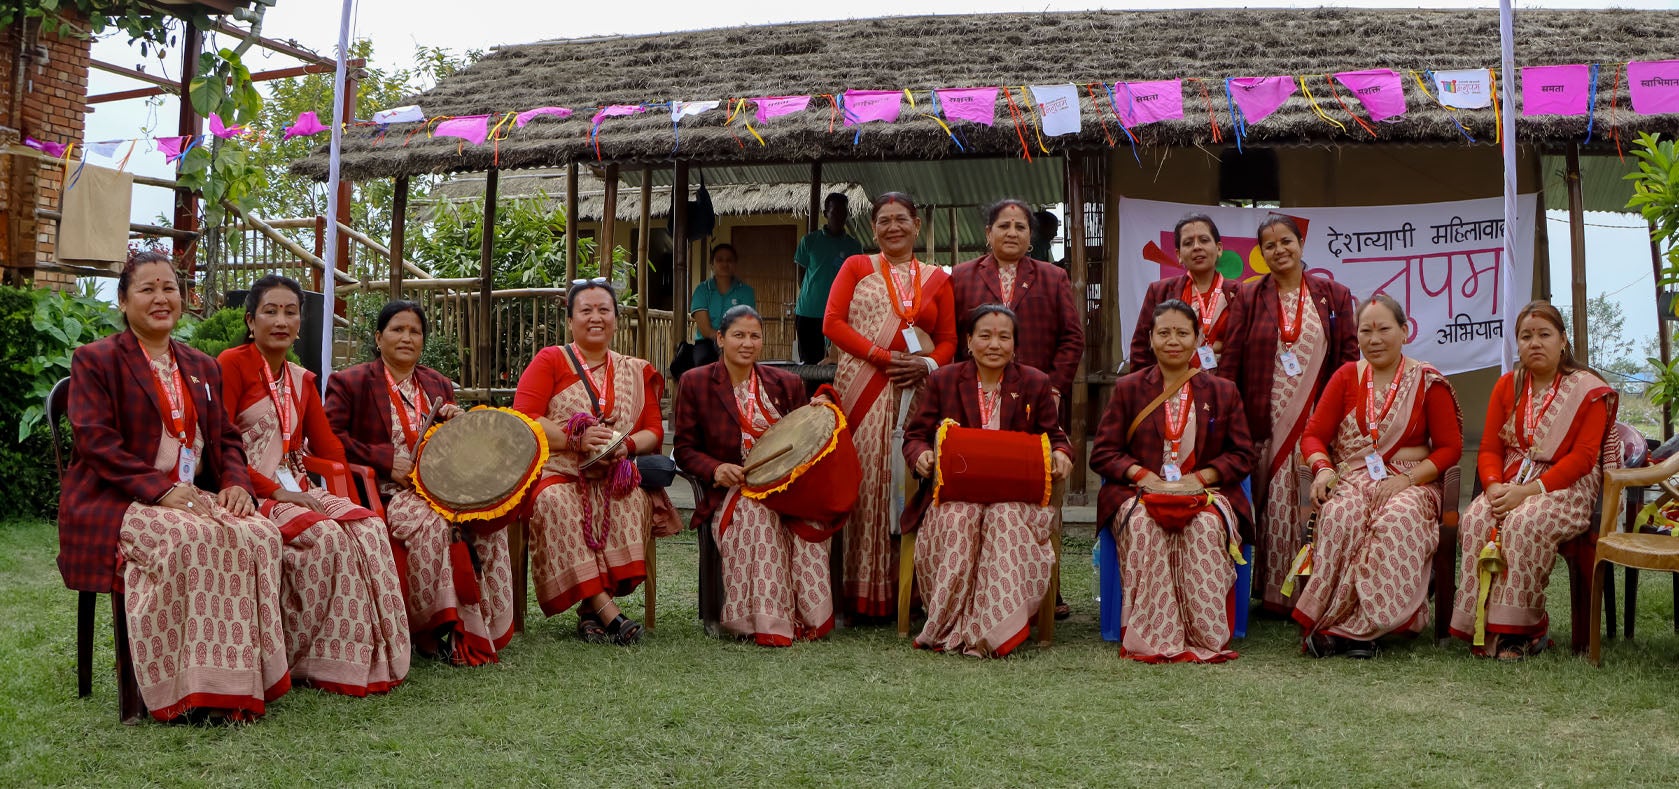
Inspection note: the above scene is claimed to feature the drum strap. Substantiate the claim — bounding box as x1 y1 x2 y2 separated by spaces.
564 345 603 418
1127 369 1201 442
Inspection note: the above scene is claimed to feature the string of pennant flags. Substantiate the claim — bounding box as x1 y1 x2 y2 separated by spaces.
21 59 1679 176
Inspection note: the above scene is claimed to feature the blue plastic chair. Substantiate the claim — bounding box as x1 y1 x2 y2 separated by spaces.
1099 478 1254 642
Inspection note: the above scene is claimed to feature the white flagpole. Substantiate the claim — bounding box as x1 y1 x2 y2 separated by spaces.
1499 0 1519 372
320 0 355 394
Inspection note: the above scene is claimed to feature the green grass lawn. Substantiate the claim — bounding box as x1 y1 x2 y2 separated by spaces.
3 517 1678 787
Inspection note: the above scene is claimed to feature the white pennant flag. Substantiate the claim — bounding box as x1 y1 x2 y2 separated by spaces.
371 105 426 125
1432 69 1494 109
86 140 124 159
1030 84 1082 137
671 100 721 122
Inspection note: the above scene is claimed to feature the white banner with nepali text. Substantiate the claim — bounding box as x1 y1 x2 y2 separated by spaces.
1114 194 1537 376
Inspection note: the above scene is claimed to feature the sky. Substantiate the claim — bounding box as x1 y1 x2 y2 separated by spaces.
78 0 1678 354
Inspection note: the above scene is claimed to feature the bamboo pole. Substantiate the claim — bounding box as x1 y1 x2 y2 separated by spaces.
638 166 653 360
808 162 822 235
478 168 499 393
1565 144 1589 365
224 201 354 284
673 163 691 334
602 164 620 283
335 220 431 278
565 162 580 283
1065 154 1090 504
389 175 408 300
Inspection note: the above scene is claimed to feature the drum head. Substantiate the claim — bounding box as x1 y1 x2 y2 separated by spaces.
415 409 542 509
744 403 837 488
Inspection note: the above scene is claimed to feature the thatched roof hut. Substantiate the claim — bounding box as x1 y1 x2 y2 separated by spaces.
426 171 870 222
293 7 1679 180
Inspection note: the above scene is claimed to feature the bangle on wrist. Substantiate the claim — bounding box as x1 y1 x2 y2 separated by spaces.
1311 458 1333 476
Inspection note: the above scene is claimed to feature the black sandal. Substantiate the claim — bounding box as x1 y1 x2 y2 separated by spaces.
606 614 642 645
1495 634 1549 661
1341 640 1377 660
1304 632 1339 658
1054 593 1072 621
576 609 609 644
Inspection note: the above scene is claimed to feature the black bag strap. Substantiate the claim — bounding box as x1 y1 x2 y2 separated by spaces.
562 345 603 418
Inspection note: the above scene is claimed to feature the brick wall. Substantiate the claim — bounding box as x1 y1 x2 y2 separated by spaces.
2 13 93 290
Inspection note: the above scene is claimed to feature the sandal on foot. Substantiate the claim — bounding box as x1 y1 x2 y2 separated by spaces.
576 610 609 644
1495 634 1548 661
1054 594 1072 621
1304 632 1339 658
1341 640 1377 660
606 614 642 645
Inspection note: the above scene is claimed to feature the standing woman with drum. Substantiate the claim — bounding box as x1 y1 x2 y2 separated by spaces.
220 275 409 693
1449 301 1617 660
1221 215 1358 615
514 281 678 645
58 250 288 721
823 192 958 619
902 305 1072 657
326 302 513 666
1128 214 1241 372
1091 299 1256 663
674 305 841 646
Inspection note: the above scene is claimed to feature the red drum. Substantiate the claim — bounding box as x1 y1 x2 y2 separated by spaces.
741 401 862 528
932 420 1052 506
411 407 548 533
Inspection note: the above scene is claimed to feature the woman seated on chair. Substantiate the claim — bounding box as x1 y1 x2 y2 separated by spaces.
674 305 839 646
1449 300 1618 660
513 280 681 646
1090 299 1255 663
326 301 512 666
219 275 409 693
901 305 1071 658
57 250 288 721
1294 294 1463 659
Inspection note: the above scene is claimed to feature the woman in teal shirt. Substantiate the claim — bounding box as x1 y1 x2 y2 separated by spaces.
691 243 757 362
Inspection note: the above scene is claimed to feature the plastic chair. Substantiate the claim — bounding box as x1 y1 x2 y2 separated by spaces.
1589 431 1679 665
48 377 145 724
1098 478 1254 642
1607 426 1677 640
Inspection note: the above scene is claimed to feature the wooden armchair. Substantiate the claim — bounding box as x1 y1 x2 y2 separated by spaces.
1588 450 1679 665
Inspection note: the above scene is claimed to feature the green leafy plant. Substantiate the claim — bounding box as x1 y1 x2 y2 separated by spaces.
175 46 266 230
1626 131 1679 423
181 307 248 359
1 1 192 49
12 287 123 441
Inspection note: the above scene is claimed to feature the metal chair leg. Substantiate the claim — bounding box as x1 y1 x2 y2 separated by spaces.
111 593 145 724
77 591 95 698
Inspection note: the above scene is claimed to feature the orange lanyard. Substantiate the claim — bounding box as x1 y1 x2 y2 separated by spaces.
1163 387 1191 464
1519 375 1561 452
1362 362 1406 446
1184 275 1225 339
263 360 300 450
878 255 923 325
978 381 1000 427
385 369 427 450
571 344 616 416
150 353 196 446
1278 285 1307 347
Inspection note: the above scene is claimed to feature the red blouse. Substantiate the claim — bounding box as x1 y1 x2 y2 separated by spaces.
512 346 665 441
218 343 347 498
1299 361 1462 474
1476 372 1608 493
821 254 957 367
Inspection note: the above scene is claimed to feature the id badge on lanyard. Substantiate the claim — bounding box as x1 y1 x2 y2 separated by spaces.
276 466 303 493
177 446 197 483
1280 350 1302 378
1365 452 1388 481
1196 345 1217 370
1162 463 1183 482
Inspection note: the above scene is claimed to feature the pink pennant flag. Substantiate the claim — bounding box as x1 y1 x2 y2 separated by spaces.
516 106 574 128
156 136 189 162
935 87 998 126
1227 76 1296 125
1628 60 1679 115
434 114 490 146
1521 64 1592 116
1112 80 1183 128
842 90 903 127
282 111 329 140
1332 69 1406 122
208 114 248 139
22 136 67 159
754 96 812 124
591 105 646 125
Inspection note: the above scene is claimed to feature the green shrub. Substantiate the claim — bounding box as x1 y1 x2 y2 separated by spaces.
182 307 247 359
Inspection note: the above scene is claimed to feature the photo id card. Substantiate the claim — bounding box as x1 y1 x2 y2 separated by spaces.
1162 463 1182 482
1280 350 1302 377
1197 346 1217 370
1365 453 1388 481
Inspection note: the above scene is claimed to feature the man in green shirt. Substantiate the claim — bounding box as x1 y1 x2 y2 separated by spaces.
794 193 863 363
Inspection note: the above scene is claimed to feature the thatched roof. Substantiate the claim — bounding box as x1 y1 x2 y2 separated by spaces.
425 171 870 222
293 7 1679 181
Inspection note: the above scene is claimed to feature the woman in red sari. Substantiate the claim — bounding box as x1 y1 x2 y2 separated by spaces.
823 193 958 618
1129 214 1241 372
1450 301 1618 660
674 305 839 646
902 305 1071 657
58 251 287 721
514 281 680 645
1294 295 1463 658
326 302 512 666
219 275 409 693
1092 299 1256 663
1222 215 1359 614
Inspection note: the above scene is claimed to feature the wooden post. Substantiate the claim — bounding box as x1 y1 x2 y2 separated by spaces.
565 162 580 283
673 163 691 329
172 22 203 273
601 164 620 284
1565 145 1589 365
389 175 408 300
334 70 358 297
808 163 823 235
1654 220 1673 439
949 206 958 266
478 168 499 395
925 204 936 260
1064 153 1091 504
638 166 653 360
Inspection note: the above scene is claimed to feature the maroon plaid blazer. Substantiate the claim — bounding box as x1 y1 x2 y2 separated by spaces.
1127 273 1242 371
323 358 456 487
1090 366 1256 539
672 362 809 532
899 360 1070 532
949 255 1083 395
57 331 253 593
1219 272 1358 446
